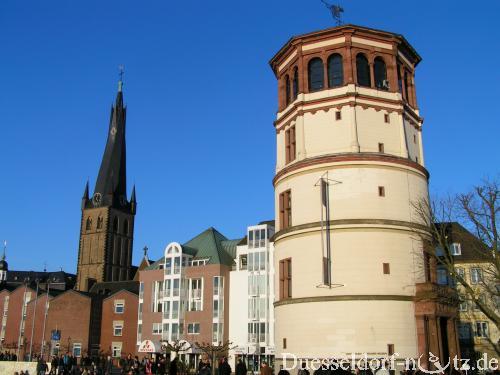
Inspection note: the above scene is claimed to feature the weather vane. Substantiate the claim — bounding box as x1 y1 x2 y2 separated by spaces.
321 0 344 26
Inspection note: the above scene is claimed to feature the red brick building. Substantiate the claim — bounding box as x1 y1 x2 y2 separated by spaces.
99 287 138 357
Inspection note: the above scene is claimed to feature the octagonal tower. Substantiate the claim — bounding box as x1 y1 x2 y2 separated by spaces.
270 25 458 368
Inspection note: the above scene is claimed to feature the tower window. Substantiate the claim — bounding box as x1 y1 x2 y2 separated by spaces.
279 258 292 299
97 217 103 230
285 75 291 106
378 143 385 153
283 338 287 349
86 217 92 231
327 53 343 88
123 219 129 236
113 217 119 233
388 344 395 356
378 186 385 197
374 57 388 90
356 53 371 87
413 134 417 143
335 111 341 120
292 67 299 99
404 70 410 102
383 263 390 274
279 190 292 230
285 126 296 164
308 58 324 92
384 114 390 123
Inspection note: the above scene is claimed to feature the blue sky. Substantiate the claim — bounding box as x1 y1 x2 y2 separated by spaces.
0 1 499 273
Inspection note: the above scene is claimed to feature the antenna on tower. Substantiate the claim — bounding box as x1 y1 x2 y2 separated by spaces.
321 0 344 26
118 65 125 91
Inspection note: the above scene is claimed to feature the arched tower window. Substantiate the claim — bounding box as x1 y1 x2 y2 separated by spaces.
308 58 324 92
86 217 92 231
327 54 344 88
123 219 129 236
285 75 291 106
113 217 119 233
97 216 103 230
374 57 388 90
404 71 410 102
292 67 299 99
356 53 371 87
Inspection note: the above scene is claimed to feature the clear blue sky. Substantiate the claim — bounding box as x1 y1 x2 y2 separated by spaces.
1 1 499 273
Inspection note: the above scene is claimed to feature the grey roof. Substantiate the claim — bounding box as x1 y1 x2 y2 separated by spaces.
434 222 491 262
89 280 139 296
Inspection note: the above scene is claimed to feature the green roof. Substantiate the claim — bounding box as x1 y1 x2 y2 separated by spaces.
183 227 240 266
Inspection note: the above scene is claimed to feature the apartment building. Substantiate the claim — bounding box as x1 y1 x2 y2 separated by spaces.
138 227 239 368
229 221 275 372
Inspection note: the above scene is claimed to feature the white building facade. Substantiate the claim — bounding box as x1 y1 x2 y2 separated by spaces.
229 222 275 372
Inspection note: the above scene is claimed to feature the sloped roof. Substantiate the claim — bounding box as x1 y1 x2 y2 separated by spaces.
183 227 240 266
145 257 164 271
89 280 139 296
434 222 491 262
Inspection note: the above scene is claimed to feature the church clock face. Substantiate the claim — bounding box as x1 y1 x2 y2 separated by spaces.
93 193 102 206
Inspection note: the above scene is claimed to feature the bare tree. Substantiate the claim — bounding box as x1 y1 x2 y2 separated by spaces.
413 178 500 356
194 341 234 375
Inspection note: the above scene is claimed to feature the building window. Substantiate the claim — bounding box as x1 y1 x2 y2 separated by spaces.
327 53 343 88
387 344 394 356
72 343 82 358
292 67 299 99
279 258 292 300
114 302 124 314
437 267 448 285
283 338 287 349
356 53 371 87
378 143 385 153
384 114 390 123
404 71 410 102
470 268 482 284
97 216 103 230
113 322 123 337
279 190 292 230
285 126 296 164
213 276 223 296
308 58 324 92
112 343 122 358
113 217 119 232
475 322 489 338
458 299 468 312
189 278 202 311
335 111 341 120
374 57 388 90
152 323 163 335
383 263 390 275
285 75 291 106
212 322 223 343
378 186 385 197
239 254 247 270
451 243 461 256
86 217 92 231
413 134 417 143
123 219 129 235
187 323 200 334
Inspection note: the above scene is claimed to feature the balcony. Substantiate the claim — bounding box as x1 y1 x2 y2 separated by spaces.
415 282 459 316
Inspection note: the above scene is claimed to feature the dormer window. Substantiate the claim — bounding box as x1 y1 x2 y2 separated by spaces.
451 243 461 256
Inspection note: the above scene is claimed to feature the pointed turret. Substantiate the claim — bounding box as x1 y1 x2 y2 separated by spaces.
130 185 137 214
0 241 8 283
92 78 127 207
81 180 89 209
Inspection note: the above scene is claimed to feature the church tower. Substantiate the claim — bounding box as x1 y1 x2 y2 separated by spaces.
76 79 137 292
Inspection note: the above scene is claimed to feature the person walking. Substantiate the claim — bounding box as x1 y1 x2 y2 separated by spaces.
260 361 272 375
236 359 247 375
36 358 48 375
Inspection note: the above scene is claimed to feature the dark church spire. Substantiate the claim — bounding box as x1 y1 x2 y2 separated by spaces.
92 77 127 207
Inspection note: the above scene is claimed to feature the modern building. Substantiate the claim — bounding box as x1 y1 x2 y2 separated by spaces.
76 78 137 292
138 227 239 368
269 24 459 370
229 221 276 372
